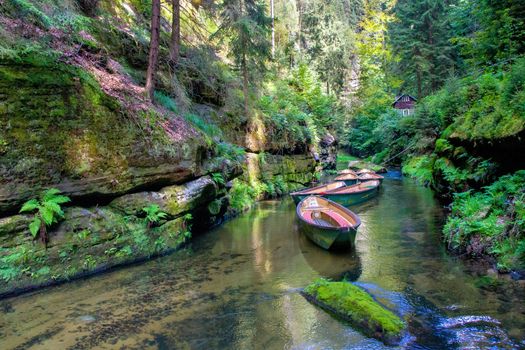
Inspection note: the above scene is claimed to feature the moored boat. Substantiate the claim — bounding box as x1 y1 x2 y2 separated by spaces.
290 181 346 205
356 168 375 175
358 172 384 183
334 173 360 186
337 169 358 176
296 196 361 250
323 180 381 206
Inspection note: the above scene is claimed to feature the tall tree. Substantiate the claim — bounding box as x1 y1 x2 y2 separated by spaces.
145 0 161 101
389 0 458 97
169 0 181 68
270 0 275 59
213 0 271 118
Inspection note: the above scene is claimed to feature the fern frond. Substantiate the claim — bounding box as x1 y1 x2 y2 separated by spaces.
29 218 41 237
39 207 55 226
20 199 39 213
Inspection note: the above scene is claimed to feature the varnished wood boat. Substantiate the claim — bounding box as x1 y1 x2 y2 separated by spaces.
290 181 346 205
334 173 360 186
323 180 381 206
337 169 358 176
296 196 361 250
358 172 384 183
356 168 375 175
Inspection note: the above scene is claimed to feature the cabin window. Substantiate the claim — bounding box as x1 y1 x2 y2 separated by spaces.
403 109 410 116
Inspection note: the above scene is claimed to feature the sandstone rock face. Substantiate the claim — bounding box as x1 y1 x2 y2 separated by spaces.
245 152 317 185
0 58 208 214
319 133 338 170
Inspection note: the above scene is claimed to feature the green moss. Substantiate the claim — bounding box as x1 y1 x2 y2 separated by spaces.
303 279 406 344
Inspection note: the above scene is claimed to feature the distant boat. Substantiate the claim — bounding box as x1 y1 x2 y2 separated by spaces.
296 196 361 250
338 169 358 176
290 181 346 205
358 172 384 184
356 168 375 175
334 173 360 186
323 180 381 206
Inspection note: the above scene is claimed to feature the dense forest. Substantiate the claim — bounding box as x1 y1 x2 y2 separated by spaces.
0 0 524 305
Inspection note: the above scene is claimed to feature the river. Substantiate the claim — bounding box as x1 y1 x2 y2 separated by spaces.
1 173 524 349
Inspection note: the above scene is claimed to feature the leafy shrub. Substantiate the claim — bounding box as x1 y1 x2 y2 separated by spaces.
19 189 71 245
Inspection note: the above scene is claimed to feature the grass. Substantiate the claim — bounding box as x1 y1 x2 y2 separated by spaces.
303 279 406 345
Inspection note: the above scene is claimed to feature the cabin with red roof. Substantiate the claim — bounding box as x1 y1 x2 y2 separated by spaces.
392 94 417 116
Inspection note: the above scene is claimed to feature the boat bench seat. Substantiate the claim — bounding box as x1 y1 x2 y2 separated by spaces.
302 210 351 227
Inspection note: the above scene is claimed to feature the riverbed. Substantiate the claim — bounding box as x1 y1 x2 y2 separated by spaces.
1 174 524 349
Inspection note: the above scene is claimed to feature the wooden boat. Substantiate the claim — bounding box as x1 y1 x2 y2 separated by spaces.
358 172 384 184
334 173 360 186
323 180 381 206
290 181 346 205
337 169 358 176
296 196 361 250
356 168 375 175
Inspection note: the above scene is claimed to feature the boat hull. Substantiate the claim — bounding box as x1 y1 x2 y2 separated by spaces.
358 177 384 184
298 216 358 250
324 186 379 206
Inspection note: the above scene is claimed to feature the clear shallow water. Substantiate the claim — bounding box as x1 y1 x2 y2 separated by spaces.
1 175 525 349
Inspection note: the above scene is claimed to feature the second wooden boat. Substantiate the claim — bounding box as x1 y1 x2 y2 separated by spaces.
290 181 346 205
296 196 361 250
334 173 360 186
358 172 384 183
323 180 381 206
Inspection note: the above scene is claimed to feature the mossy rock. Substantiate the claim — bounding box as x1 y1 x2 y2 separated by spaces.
302 279 406 346
109 175 217 217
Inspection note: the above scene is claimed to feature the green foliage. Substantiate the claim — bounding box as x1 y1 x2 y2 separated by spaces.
443 171 525 270
402 155 435 186
142 204 168 228
5 0 52 28
211 172 226 186
19 188 71 244
304 279 406 341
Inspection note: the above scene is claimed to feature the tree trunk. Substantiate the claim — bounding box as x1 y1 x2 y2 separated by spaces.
242 53 250 118
270 0 275 59
169 0 181 69
145 0 161 101
326 80 330 95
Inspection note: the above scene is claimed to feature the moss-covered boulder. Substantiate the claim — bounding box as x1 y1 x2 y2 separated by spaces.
302 279 406 345
109 176 217 217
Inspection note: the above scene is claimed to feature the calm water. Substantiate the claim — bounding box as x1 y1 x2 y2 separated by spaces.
1 175 525 349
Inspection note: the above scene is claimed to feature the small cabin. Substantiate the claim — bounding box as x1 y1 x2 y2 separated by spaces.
392 94 417 116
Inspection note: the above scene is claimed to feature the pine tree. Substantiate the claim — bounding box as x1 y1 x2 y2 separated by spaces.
213 0 271 118
389 0 458 97
145 0 161 101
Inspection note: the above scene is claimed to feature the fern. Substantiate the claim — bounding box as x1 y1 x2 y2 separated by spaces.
142 204 168 229
19 188 70 245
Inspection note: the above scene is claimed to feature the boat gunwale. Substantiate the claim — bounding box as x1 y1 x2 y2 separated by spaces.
325 180 380 195
290 181 346 196
296 195 361 231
